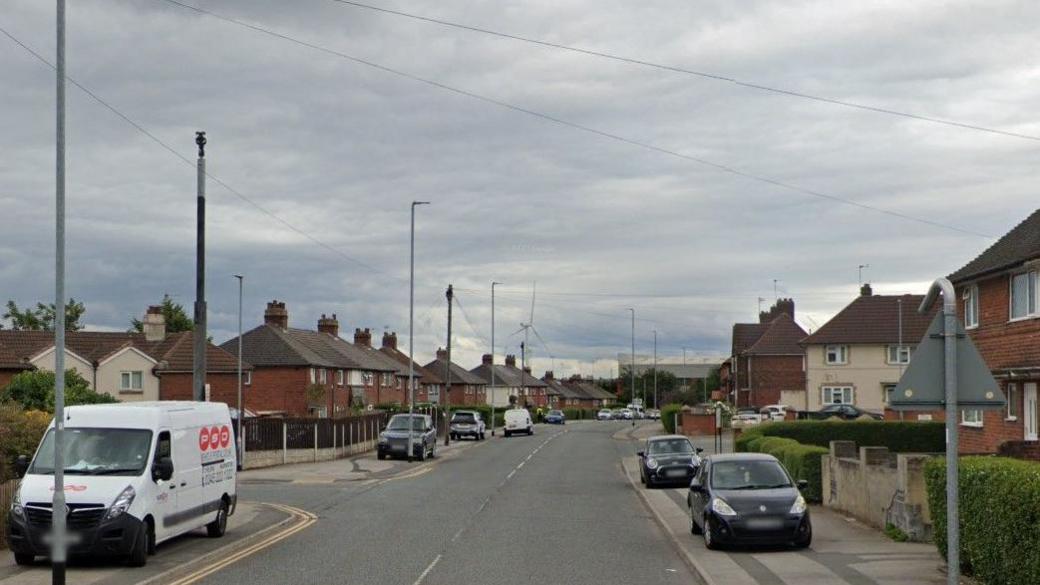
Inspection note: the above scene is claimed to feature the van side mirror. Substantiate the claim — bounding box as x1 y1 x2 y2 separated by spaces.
153 457 174 482
14 455 29 478
695 447 704 454
797 479 809 490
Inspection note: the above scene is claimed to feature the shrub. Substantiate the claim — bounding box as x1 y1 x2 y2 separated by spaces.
736 420 944 454
661 404 683 434
1 369 117 412
925 456 1040 585
0 403 51 481
739 434 828 502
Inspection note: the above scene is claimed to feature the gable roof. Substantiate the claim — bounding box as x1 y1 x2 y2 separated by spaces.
470 363 524 387
422 358 487 386
731 323 768 356
801 294 938 345
220 325 397 371
543 377 581 399
379 346 443 384
744 314 808 355
950 208 1040 283
569 379 615 401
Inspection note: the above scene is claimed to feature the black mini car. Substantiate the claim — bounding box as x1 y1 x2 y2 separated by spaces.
637 435 703 488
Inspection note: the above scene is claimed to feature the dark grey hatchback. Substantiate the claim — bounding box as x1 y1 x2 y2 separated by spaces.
637 435 703 488
687 453 811 550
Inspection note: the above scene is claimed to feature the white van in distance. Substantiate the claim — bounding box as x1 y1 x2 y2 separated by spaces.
5 402 237 567
503 408 534 437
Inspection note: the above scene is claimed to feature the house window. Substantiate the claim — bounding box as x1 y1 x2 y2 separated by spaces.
822 386 853 405
825 345 848 365
882 383 896 405
362 372 373 385
886 345 911 365
244 371 252 386
1007 383 1018 420
1010 271 1038 320
120 371 143 391
964 285 979 328
319 369 328 384
961 409 983 427
309 368 316 384
336 370 344 386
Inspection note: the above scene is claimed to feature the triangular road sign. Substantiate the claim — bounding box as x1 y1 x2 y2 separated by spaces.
890 312 1004 410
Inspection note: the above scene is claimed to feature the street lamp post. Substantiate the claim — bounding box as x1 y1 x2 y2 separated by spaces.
653 330 657 410
490 281 501 436
628 308 635 427
52 1 68 580
234 274 244 468
407 201 429 462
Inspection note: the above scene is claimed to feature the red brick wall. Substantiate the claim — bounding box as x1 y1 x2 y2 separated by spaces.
680 412 716 436
998 440 1040 461
159 372 243 407
958 276 1040 370
740 355 804 408
0 370 22 390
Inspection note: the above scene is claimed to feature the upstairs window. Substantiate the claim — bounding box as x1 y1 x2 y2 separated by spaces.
886 345 911 365
319 369 328 384
336 370 344 386
963 284 979 328
825 345 848 365
120 371 143 391
1010 271 1038 320
309 368 316 384
244 371 252 386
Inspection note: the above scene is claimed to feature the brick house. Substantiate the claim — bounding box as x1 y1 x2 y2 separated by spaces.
220 301 398 417
422 349 487 406
0 305 247 405
948 209 1040 456
349 327 413 406
378 331 443 405
800 284 938 415
543 372 583 408
566 376 616 407
469 354 524 408
728 299 808 408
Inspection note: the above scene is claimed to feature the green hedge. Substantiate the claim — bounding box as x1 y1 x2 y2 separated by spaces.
736 420 945 454
739 435 828 502
661 404 683 434
925 457 1040 585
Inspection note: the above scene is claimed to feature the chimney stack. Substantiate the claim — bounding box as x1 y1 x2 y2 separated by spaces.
544 370 554 380
860 283 873 297
317 313 339 337
354 327 372 347
523 366 532 374
264 300 289 329
436 347 448 361
759 298 795 323
142 305 166 342
382 331 398 350
505 354 516 367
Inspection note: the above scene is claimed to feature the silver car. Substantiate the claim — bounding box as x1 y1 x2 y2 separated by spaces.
449 410 486 440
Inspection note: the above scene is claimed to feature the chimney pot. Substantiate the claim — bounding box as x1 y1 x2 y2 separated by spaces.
264 300 289 329
860 283 873 297
354 327 372 347
544 370 553 380
482 354 493 366
142 306 166 342
505 354 516 367
317 313 340 337
436 347 448 360
382 331 398 350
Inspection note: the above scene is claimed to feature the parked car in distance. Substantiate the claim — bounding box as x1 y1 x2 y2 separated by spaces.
545 410 565 424
619 408 634 420
449 410 486 441
687 453 812 550
638 435 703 488
6 402 237 568
759 404 789 421
733 407 761 426
627 404 645 419
798 404 883 421
378 414 437 460
612 408 625 419
597 409 613 421
646 409 661 420
504 408 534 437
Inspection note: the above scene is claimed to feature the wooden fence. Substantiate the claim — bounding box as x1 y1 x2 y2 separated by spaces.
239 412 389 469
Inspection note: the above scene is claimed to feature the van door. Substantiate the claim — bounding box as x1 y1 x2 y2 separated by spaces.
166 425 203 535
151 430 177 542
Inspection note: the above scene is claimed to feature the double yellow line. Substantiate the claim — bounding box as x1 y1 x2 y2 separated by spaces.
166 503 317 585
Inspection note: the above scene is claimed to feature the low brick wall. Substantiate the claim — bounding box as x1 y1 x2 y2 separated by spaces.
680 412 716 436
243 439 379 470
998 440 1040 461
821 440 935 542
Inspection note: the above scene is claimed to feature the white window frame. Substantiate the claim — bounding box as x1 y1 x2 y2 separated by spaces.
886 345 911 365
362 371 374 385
244 371 252 386
1006 382 1018 421
1009 271 1039 322
825 345 848 365
821 386 854 405
336 370 344 386
309 368 316 384
120 371 143 391
882 383 896 405
319 368 328 384
961 409 983 427
963 284 979 329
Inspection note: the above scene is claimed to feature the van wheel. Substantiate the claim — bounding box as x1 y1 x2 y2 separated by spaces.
377 452 386 461
127 525 149 567
13 553 34 566
207 500 229 538
504 430 511 438
145 519 157 555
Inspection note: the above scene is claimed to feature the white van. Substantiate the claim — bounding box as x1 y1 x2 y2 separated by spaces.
503 409 533 437
5 402 237 567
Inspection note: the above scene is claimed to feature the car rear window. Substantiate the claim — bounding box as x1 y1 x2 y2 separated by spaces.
452 413 476 423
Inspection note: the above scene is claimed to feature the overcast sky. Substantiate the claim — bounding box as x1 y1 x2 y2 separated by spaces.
3 0 1038 377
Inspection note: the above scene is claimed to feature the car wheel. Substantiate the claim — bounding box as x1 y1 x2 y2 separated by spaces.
127 523 149 567
377 451 386 460
207 500 229 538
689 509 702 535
703 515 720 550
418 444 427 461
640 468 646 484
504 430 511 438
429 444 436 459
794 522 813 549
13 553 34 566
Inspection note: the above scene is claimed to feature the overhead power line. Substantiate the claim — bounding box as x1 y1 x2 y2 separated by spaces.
331 0 1040 144
157 0 992 239
0 25 406 284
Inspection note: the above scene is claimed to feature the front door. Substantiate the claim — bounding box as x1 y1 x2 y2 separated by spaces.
1024 383 1038 441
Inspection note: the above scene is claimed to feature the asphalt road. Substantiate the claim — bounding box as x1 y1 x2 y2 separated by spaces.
202 421 696 585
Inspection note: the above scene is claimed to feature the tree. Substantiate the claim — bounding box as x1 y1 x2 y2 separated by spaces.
130 294 194 333
0 369 117 412
3 299 85 331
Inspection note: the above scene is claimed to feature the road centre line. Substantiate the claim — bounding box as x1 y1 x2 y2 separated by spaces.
412 554 442 585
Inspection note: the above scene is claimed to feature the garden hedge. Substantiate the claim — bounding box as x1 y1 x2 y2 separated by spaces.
925 456 1040 585
661 404 683 434
736 420 945 454
739 435 828 502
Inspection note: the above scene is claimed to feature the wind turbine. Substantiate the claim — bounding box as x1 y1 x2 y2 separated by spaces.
512 282 555 405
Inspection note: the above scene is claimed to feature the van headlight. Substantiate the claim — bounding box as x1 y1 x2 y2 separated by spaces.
789 494 807 515
105 485 136 521
711 497 737 517
646 458 659 470
10 488 23 518
378 433 388 444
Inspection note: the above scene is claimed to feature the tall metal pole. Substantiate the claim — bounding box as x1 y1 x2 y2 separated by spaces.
193 131 207 401
920 279 960 585
520 340 526 408
52 1 68 581
444 284 453 446
234 275 244 467
653 330 658 409
628 308 635 427
490 281 501 435
407 201 429 461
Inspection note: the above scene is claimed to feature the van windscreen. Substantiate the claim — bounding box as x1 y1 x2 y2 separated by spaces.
30 428 153 476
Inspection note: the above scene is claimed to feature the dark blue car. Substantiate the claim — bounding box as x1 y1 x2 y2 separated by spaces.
545 410 565 424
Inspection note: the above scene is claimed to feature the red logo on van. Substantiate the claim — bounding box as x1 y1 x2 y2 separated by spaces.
219 426 230 448
209 426 221 450
199 428 211 451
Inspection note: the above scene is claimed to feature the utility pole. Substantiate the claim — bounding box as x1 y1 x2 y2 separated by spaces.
652 330 658 409
234 274 244 468
52 0 68 580
407 201 429 462
490 281 501 435
444 284 453 446
520 341 526 408
628 308 635 427
193 131 207 401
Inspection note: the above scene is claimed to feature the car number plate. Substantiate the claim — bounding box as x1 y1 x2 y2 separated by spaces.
664 469 687 478
42 531 83 545
744 518 783 529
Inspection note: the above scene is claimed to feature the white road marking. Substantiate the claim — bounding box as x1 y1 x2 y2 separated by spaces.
413 554 442 585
